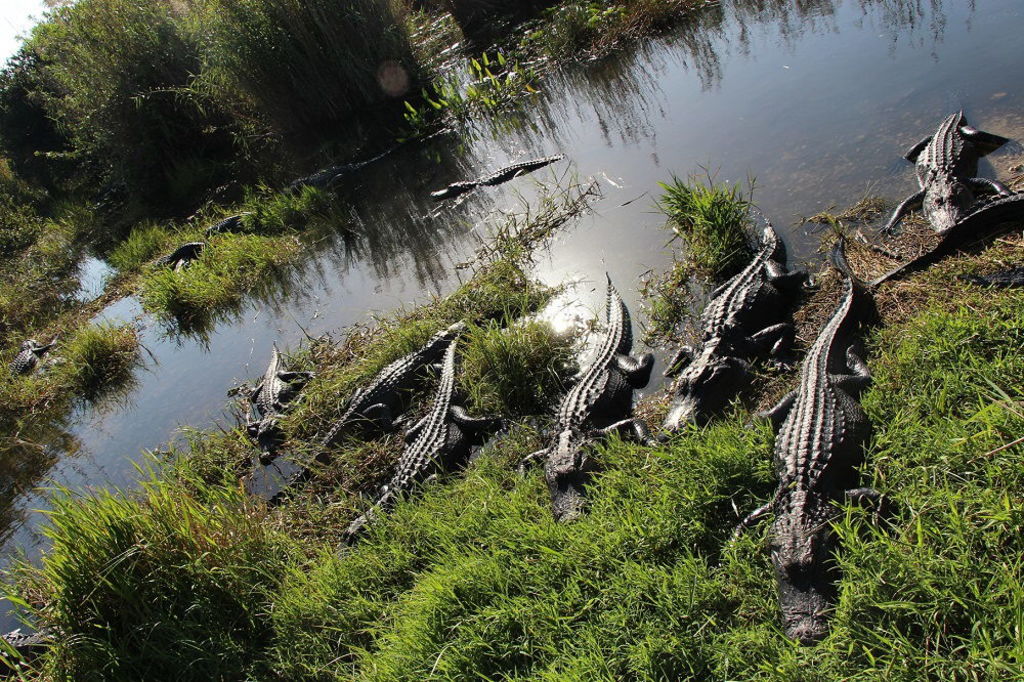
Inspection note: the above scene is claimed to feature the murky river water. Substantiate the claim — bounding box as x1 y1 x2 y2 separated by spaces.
3 0 1024 629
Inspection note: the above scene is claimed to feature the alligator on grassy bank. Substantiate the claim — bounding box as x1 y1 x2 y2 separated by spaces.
960 266 1024 287
520 276 654 522
430 155 565 200
153 241 205 271
8 338 57 376
883 111 1010 236
869 191 1024 287
342 338 503 545
270 321 466 503
239 344 314 465
1 626 55 666
662 222 806 431
739 240 878 644
205 213 252 237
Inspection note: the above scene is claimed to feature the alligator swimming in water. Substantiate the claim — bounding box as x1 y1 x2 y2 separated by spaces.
241 344 314 464
883 111 1010 236
153 241 205 271
286 146 399 194
430 155 564 200
9 338 57 376
662 222 806 431
740 239 876 644
342 339 502 544
870 191 1024 287
269 322 466 504
521 276 653 522
960 266 1024 288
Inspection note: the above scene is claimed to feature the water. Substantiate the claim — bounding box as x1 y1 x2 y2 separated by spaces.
3 0 1024 629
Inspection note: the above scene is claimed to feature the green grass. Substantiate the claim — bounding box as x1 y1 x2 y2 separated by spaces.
656 173 753 280
139 233 301 325
17 241 1024 679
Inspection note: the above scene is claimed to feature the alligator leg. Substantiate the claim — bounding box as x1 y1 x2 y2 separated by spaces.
881 190 925 235
517 447 549 474
449 405 504 442
844 487 891 522
833 347 872 397
732 502 772 539
590 417 653 445
904 135 933 162
758 390 797 434
967 177 1012 197
616 352 654 389
748 323 795 360
664 345 694 378
765 262 808 290
959 126 1009 155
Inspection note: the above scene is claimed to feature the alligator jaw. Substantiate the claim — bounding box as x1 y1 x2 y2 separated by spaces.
544 431 589 523
776 574 835 644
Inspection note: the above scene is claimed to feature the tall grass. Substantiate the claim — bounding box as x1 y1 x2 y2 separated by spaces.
200 0 419 134
656 173 753 280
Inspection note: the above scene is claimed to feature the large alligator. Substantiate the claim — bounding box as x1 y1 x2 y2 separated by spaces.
153 241 205 271
9 338 57 376
521 276 654 522
663 222 806 431
870 192 1024 287
883 111 1010 235
269 321 466 503
740 239 876 644
342 339 502 544
242 344 314 464
430 155 564 200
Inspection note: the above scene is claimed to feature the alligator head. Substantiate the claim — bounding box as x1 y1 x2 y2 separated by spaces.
663 341 751 429
922 174 976 234
769 491 838 644
544 429 590 523
247 415 283 465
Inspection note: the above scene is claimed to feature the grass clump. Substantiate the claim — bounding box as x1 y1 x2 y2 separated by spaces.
657 173 753 280
139 233 301 325
458 319 577 415
17 469 297 681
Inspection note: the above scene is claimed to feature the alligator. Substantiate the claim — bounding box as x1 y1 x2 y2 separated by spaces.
520 276 654 522
870 192 1024 287
739 239 876 644
9 338 57 376
662 222 806 431
430 155 564 200
882 111 1010 236
269 321 466 504
342 338 503 544
241 344 314 465
153 241 205 271
960 266 1024 288
1 626 54 663
205 213 253 237
286 145 399 194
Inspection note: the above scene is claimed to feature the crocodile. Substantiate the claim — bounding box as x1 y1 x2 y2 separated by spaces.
205 213 253 237
9 338 57 376
882 111 1010 235
521 276 654 522
870 191 1024 287
269 321 466 504
662 222 806 431
153 241 205 271
960 266 1024 288
430 155 564 200
242 344 314 464
342 338 503 544
740 239 876 644
286 145 399 194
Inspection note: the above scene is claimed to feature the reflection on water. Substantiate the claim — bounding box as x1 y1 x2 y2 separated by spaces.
2 0 1024 629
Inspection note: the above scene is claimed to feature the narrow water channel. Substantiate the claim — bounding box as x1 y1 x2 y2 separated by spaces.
3 0 1023 631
